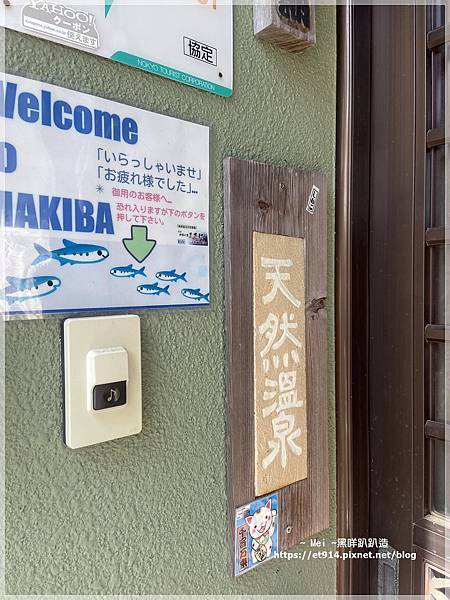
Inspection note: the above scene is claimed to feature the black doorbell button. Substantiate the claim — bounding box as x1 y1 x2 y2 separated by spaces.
93 381 127 411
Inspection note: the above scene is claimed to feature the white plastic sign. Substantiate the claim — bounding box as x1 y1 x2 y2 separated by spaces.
1 1 233 97
1 73 210 317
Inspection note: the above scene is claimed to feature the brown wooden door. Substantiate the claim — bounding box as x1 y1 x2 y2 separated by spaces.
337 4 449 596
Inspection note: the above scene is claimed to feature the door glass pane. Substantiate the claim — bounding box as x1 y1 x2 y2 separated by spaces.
432 244 448 324
426 564 450 600
432 45 446 130
433 439 450 516
431 145 447 228
433 342 449 423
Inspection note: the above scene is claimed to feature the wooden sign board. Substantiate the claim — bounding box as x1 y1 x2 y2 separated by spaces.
224 158 328 574
253 232 308 495
253 1 316 54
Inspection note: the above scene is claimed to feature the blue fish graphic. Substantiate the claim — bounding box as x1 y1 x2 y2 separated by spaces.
156 269 187 283
181 288 209 302
33 239 109 266
110 264 146 278
4 275 61 305
137 283 170 296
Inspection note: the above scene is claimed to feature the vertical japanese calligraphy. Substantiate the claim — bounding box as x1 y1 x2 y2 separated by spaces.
253 232 307 496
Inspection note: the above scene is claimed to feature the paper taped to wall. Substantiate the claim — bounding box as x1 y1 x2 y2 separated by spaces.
0 73 210 317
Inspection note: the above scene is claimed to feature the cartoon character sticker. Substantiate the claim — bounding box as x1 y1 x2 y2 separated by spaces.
234 493 278 576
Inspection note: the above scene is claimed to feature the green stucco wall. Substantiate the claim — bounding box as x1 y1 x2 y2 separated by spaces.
4 6 336 595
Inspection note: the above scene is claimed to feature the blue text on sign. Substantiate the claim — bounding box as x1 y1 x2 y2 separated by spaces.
0 81 139 144
0 191 114 234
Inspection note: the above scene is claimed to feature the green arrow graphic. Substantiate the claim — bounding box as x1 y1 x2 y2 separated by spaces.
122 225 156 263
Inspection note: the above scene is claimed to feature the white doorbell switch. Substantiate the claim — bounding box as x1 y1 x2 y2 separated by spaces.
63 315 142 449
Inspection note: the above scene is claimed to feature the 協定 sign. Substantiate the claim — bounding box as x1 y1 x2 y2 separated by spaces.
1 1 233 97
0 73 210 317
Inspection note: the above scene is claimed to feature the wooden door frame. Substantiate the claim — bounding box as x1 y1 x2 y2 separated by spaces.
336 4 433 594
335 4 371 594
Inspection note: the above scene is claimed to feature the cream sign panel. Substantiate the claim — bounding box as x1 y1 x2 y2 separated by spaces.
253 232 307 496
1 1 233 97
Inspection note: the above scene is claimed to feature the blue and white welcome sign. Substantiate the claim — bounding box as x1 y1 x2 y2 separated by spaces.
1 73 210 317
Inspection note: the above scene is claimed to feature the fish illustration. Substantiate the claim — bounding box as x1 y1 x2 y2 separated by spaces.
32 239 109 266
137 283 170 296
181 288 209 302
4 275 61 305
155 269 187 283
110 264 146 278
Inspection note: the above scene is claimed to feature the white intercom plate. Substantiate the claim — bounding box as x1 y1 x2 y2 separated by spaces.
63 314 142 449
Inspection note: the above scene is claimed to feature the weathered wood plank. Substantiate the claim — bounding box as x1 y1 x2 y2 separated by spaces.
224 158 328 573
